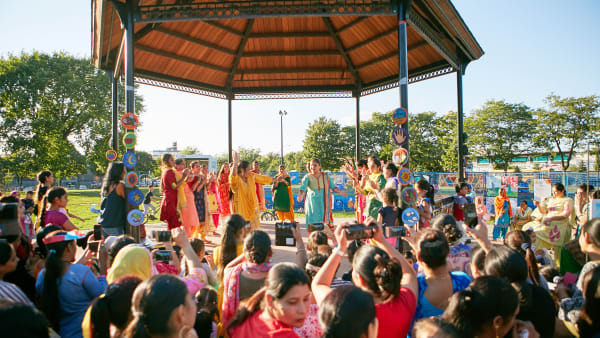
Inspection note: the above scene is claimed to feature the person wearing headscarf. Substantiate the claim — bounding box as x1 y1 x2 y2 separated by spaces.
106 246 155 284
493 187 512 240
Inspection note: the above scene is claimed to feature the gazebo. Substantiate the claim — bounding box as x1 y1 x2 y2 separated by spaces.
92 0 483 179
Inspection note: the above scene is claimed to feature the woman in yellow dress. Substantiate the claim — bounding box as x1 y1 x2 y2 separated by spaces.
531 182 575 266
229 151 273 230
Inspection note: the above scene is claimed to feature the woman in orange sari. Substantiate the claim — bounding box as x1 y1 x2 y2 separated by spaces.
217 163 232 217
493 187 513 240
272 164 295 222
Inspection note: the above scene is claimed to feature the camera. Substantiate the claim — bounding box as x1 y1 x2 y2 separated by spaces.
275 221 297 246
308 223 325 233
0 203 20 239
464 203 478 228
344 224 377 240
88 241 100 252
155 250 172 263
93 224 102 241
384 226 406 238
153 230 172 242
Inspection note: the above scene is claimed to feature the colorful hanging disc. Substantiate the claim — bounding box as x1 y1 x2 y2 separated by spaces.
120 112 139 130
127 209 144 227
392 107 408 125
391 127 409 146
125 171 138 188
392 148 408 166
123 151 137 169
401 208 420 227
105 150 117 161
401 186 417 205
397 167 414 185
123 132 136 149
127 189 144 207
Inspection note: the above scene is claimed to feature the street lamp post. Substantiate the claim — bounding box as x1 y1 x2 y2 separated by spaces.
279 110 287 165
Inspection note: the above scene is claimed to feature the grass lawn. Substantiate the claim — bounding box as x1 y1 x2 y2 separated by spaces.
27 189 357 231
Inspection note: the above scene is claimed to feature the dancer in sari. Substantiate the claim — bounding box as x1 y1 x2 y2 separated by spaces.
175 159 199 237
190 162 214 241
205 166 221 231
272 164 295 222
532 183 574 266
493 187 512 240
217 163 232 217
249 161 267 212
160 154 188 230
356 156 386 219
229 152 273 230
342 159 367 223
298 158 346 228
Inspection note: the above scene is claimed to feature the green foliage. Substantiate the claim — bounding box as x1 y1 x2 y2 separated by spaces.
465 100 533 172
179 146 200 155
436 111 459 172
284 152 307 172
0 52 144 180
134 151 156 175
302 117 344 171
409 112 444 172
533 94 600 171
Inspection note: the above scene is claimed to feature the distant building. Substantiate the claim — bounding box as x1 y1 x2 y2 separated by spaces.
471 152 598 172
151 142 217 172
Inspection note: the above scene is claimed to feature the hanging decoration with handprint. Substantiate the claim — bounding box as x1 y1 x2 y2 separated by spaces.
391 127 409 146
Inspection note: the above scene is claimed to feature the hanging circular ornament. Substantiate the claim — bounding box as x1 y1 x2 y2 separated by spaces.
127 209 144 227
402 208 420 227
123 132 136 149
401 186 417 205
397 167 414 185
125 171 138 188
127 189 144 207
123 151 137 169
391 127 409 146
121 112 139 130
105 149 117 161
392 107 408 125
392 148 409 166
108 136 113 148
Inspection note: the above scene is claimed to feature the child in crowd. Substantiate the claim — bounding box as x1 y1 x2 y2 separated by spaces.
377 187 400 249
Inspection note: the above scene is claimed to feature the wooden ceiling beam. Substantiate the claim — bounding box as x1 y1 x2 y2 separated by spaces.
203 21 244 36
226 19 255 90
238 67 346 74
154 26 236 55
136 44 230 73
356 40 428 69
243 50 341 57
322 17 360 87
346 27 397 53
337 17 368 33
249 31 331 38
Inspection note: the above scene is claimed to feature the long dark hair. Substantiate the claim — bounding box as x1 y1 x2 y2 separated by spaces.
443 276 518 338
484 246 534 312
101 162 124 197
583 218 600 249
34 170 53 205
577 265 600 337
416 229 450 268
244 230 271 264
124 274 190 338
504 230 540 286
227 263 309 331
353 245 402 302
218 214 246 279
416 179 435 201
455 182 469 194
431 213 462 244
40 232 73 332
90 276 142 338
39 187 67 227
237 161 250 175
319 285 376 338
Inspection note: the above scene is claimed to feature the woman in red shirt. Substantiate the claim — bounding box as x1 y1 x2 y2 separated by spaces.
312 217 418 338
228 263 312 338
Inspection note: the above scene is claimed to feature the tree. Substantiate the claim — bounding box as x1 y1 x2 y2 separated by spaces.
284 152 307 171
179 146 200 155
302 117 344 171
135 151 156 176
409 112 444 172
466 100 533 172
533 94 600 172
435 111 459 172
0 52 144 177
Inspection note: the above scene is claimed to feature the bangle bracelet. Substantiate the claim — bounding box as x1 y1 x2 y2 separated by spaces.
333 247 345 257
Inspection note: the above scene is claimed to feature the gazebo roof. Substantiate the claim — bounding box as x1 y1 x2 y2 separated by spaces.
92 0 483 99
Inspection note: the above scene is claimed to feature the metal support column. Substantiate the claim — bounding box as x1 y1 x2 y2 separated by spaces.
355 94 361 161
396 0 409 168
457 67 465 182
228 98 233 162
109 71 118 154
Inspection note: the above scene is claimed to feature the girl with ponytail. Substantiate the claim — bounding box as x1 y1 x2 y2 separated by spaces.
312 216 418 337
36 231 107 338
228 262 311 337
318 285 377 338
484 246 556 337
443 276 524 338
33 170 53 231
415 179 434 229
504 230 545 288
39 187 78 231
123 274 197 338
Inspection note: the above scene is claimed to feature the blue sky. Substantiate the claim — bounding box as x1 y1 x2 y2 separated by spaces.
1 1 599 156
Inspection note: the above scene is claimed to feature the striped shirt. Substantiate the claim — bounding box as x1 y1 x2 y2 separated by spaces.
0 280 33 306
